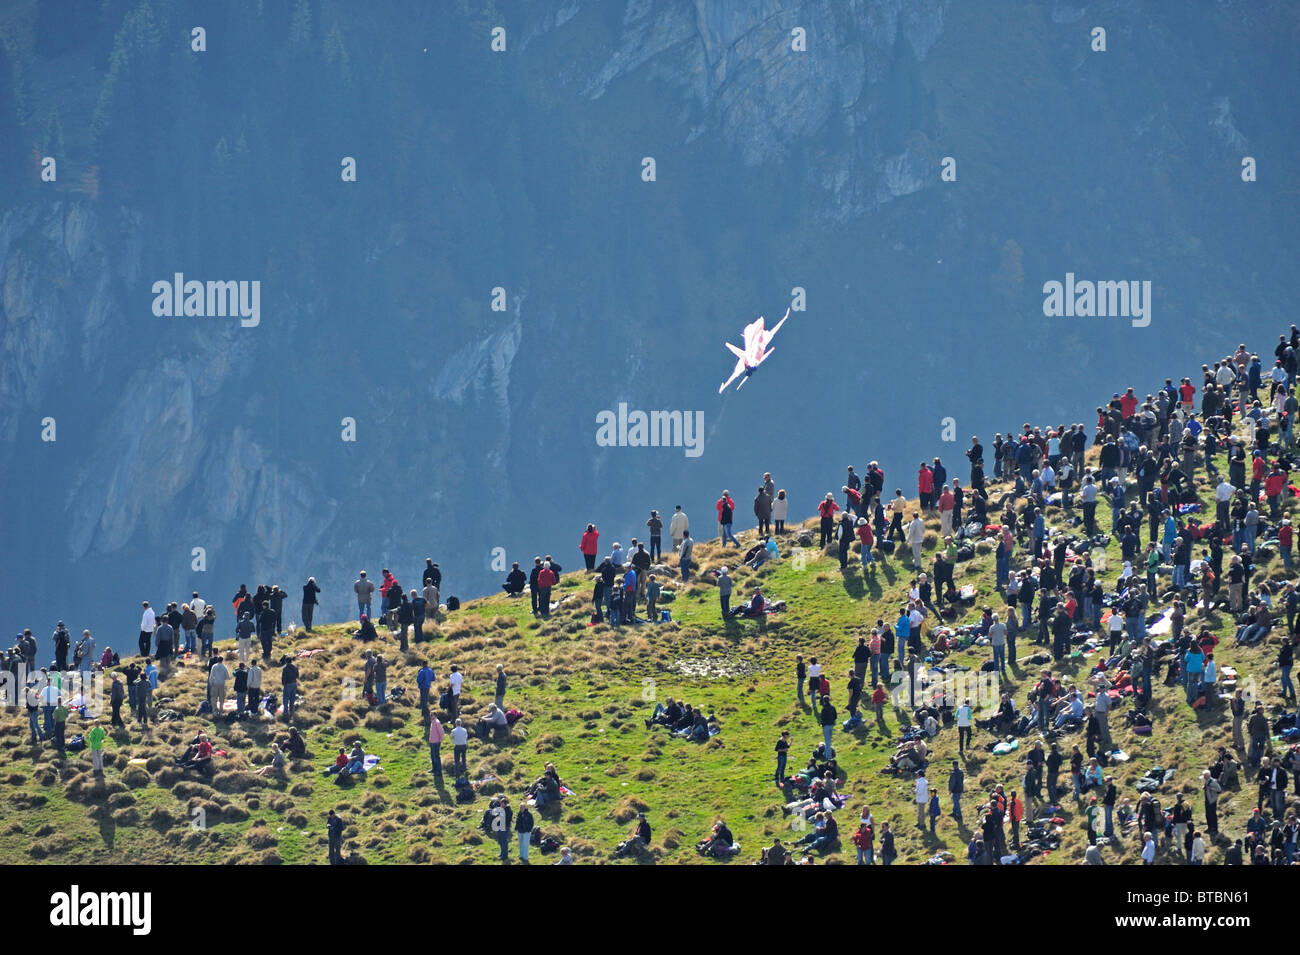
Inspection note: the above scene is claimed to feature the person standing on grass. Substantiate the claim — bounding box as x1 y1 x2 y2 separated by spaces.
818 493 840 547
451 718 469 778
819 695 837 759
516 799 535 863
327 810 344 865
755 486 773 537
580 523 600 571
417 661 437 715
494 664 507 709
880 822 896 865
949 760 965 825
646 511 663 561
774 730 791 786
669 505 689 552
679 531 694 582
717 490 739 547
906 512 926 570
139 602 156 658
646 574 661 623
248 659 263 713
87 720 109 775
796 654 806 705
428 712 445 784
717 566 734 619
354 571 374 620
208 655 229 714
301 577 320 633
280 657 299 720
914 770 929 828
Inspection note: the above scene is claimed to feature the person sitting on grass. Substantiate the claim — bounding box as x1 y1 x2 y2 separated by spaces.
176 734 213 772
728 588 769 619
760 837 790 865
891 737 929 774
502 562 527 597
255 742 286 778
528 763 564 808
355 615 379 642
476 703 509 740
332 741 366 782
280 726 306 759
696 818 736 857
791 811 840 855
324 748 348 775
614 812 652 857
679 708 713 742
645 697 682 730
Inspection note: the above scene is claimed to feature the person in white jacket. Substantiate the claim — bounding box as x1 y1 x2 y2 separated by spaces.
915 770 929 828
139 601 157 657
906 513 927 569
208 657 230 712
669 506 689 552
772 490 789 534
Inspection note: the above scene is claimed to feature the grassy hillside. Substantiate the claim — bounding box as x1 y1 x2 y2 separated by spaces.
1 425 1292 865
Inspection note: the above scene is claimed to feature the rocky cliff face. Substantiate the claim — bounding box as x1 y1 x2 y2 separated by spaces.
528 0 947 221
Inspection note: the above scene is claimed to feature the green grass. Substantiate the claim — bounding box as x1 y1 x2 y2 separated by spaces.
0 432 1293 864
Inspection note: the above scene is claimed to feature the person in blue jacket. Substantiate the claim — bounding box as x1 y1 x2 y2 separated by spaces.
416 661 437 713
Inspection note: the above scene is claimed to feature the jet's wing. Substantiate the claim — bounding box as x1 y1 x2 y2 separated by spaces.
725 341 745 360
719 355 747 393
758 308 790 349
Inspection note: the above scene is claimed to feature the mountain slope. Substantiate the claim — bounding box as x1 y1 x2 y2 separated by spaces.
1 412 1289 865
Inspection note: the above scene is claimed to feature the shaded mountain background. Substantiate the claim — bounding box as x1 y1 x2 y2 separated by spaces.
1 0 1297 647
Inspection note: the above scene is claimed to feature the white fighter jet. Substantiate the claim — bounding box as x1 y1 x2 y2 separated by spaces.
718 308 790 393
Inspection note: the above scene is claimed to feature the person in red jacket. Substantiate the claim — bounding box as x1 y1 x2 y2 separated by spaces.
1280 518 1294 573
536 562 557 618
856 518 875 569
1179 377 1196 411
1120 388 1139 420
917 463 934 510
579 523 600 571
1266 466 1287 519
818 494 840 547
379 569 400 621
716 491 739 547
